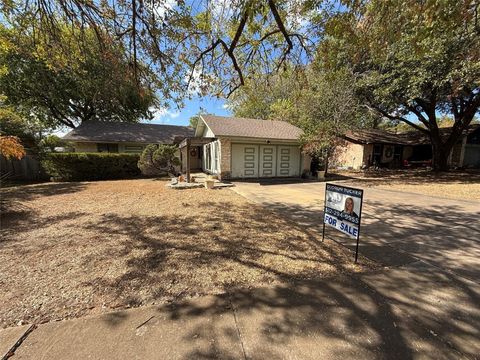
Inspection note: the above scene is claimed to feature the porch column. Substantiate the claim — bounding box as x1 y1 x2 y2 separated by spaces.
186 138 191 183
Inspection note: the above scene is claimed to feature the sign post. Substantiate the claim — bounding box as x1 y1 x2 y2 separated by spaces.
322 183 364 263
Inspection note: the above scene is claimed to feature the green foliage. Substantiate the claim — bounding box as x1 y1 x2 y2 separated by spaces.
189 115 200 128
320 0 480 170
229 66 379 171
0 106 43 146
39 135 71 152
42 153 141 181
227 69 306 120
0 23 157 130
138 144 180 176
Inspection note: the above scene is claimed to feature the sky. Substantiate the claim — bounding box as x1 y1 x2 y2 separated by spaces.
148 95 231 127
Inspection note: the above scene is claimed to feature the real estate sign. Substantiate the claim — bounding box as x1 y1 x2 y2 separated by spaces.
323 184 363 240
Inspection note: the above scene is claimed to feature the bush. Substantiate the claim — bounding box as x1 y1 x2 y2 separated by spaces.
138 144 180 176
42 153 141 181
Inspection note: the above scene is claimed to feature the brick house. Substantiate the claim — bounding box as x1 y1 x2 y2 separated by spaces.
179 115 311 180
332 125 480 169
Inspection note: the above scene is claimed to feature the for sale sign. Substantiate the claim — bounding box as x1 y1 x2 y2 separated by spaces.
323 184 363 240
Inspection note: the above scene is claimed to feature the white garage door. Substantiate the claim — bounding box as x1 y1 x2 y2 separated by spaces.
231 144 301 178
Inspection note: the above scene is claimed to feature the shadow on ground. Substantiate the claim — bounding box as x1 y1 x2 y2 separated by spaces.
340 168 480 186
257 198 480 281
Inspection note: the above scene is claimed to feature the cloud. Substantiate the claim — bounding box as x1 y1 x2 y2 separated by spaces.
150 106 181 123
147 0 177 19
221 104 230 109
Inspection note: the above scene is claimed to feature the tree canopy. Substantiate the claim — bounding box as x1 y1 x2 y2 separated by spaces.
0 23 157 129
319 0 480 170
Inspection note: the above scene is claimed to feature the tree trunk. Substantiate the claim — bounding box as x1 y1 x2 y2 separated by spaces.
430 137 452 172
324 152 329 177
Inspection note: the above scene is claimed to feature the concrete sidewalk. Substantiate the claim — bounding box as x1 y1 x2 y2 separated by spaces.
2 260 478 360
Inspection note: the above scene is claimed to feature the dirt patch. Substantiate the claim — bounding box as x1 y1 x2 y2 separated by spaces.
336 169 480 201
0 179 377 328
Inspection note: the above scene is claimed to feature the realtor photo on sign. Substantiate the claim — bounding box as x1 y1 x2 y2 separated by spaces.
324 184 363 239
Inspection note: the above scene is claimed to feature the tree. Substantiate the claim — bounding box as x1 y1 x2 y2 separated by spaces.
40 135 70 152
189 108 210 128
320 0 480 171
227 68 307 119
269 68 378 175
138 144 180 176
0 136 25 160
0 105 41 146
0 24 157 129
2 1 317 99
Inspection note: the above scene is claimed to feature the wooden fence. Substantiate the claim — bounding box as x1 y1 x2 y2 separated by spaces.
0 155 46 181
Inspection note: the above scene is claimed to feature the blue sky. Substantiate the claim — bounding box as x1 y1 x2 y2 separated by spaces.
147 95 231 127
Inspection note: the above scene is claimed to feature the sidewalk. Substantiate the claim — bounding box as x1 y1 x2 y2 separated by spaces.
2 260 478 360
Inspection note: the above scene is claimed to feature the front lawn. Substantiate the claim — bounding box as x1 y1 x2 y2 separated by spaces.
338 169 480 201
0 179 376 328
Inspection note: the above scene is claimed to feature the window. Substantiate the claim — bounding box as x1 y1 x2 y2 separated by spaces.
97 143 119 153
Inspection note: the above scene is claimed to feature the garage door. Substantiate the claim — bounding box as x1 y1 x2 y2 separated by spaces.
231 144 301 178
232 144 259 178
277 145 300 177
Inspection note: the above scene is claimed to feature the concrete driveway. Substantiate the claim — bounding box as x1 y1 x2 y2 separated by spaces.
232 181 480 281
231 180 480 359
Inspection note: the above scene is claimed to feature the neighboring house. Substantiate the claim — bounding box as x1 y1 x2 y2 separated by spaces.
180 115 310 180
333 125 480 169
63 121 194 153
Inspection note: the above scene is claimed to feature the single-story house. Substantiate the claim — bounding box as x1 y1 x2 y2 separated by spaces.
179 115 310 180
332 125 480 169
63 121 194 153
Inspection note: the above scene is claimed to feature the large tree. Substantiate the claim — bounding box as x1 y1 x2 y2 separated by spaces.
0 23 157 129
320 0 480 171
1 0 318 99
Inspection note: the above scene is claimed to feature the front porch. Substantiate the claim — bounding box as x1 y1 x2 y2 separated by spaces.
178 137 215 182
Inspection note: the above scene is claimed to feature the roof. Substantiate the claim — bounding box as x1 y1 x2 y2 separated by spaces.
199 115 303 141
63 121 194 144
344 129 427 145
344 124 480 145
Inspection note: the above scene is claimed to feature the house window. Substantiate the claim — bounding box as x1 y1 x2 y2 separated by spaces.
97 143 119 153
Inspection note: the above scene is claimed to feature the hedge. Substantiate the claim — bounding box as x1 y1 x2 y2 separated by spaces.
42 152 141 181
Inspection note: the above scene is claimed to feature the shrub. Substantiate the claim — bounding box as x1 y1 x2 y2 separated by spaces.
42 153 141 181
138 144 180 176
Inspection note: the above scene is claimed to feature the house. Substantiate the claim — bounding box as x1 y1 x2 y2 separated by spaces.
332 125 480 169
63 121 194 153
179 115 310 180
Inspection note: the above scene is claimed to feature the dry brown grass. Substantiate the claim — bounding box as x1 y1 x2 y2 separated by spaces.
0 179 376 328
337 169 480 201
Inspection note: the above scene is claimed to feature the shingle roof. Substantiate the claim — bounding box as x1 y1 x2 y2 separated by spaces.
345 125 480 145
63 121 194 144
200 115 303 140
344 129 427 145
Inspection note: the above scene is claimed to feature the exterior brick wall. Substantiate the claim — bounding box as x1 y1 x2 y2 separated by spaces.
332 140 365 169
219 138 231 180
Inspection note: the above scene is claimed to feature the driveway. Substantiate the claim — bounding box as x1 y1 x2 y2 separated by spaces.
232 181 480 281
232 180 480 359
